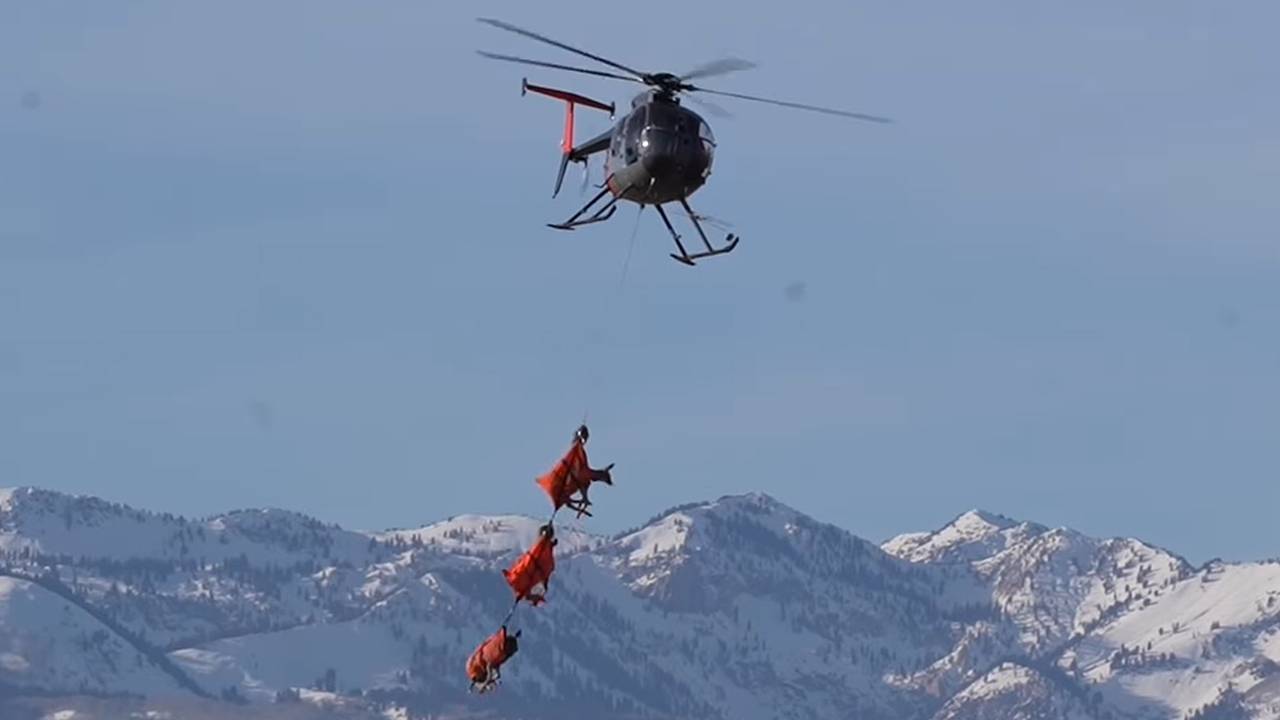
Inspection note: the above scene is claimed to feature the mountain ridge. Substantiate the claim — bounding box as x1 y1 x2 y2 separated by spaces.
2 485 1278 720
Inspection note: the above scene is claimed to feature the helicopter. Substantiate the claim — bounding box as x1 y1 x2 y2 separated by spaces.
476 17 891 266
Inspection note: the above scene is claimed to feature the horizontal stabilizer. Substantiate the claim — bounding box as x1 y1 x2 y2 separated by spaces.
522 79 615 117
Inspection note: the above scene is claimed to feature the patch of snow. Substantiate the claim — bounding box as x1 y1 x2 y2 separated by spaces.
1260 625 1280 661
299 688 349 708
373 513 599 556
615 512 694 564
959 662 1037 700
884 509 1046 564
0 487 18 511
0 651 30 672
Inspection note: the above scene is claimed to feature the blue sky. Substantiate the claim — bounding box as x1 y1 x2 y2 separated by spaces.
3 2 1276 564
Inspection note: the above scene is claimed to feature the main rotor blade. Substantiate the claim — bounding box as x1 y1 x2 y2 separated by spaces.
477 17 648 80
679 57 757 82
686 94 734 119
691 86 892 123
477 51 643 84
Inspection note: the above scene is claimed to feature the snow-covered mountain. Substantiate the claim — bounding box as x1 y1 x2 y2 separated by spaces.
882 509 1048 565
1 486 1277 720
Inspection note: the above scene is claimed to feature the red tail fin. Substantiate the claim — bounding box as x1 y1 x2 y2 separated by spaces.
521 79 614 197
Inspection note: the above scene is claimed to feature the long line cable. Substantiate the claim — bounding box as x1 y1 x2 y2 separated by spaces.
579 203 644 423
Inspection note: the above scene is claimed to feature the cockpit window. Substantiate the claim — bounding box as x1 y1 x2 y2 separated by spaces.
699 119 716 164
610 121 623 157
698 120 715 145
623 110 645 163
626 108 645 135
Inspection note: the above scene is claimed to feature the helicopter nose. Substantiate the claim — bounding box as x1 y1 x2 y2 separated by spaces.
642 152 674 176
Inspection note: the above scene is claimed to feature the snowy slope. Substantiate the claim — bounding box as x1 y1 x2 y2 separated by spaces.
0 576 186 696
1067 560 1280 718
886 509 1195 655
373 513 602 557
0 487 375 566
932 661 1099 720
2 486 1278 720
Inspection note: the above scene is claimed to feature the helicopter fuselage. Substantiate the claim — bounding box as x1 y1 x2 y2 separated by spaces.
601 93 716 205
523 82 739 264
480 14 889 265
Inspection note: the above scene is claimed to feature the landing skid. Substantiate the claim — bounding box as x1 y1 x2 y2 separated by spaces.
547 181 622 231
546 183 741 267
656 198 740 266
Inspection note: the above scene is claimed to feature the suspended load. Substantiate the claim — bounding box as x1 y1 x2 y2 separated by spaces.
466 625 521 694
535 424 614 519
502 524 557 606
465 425 617 693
